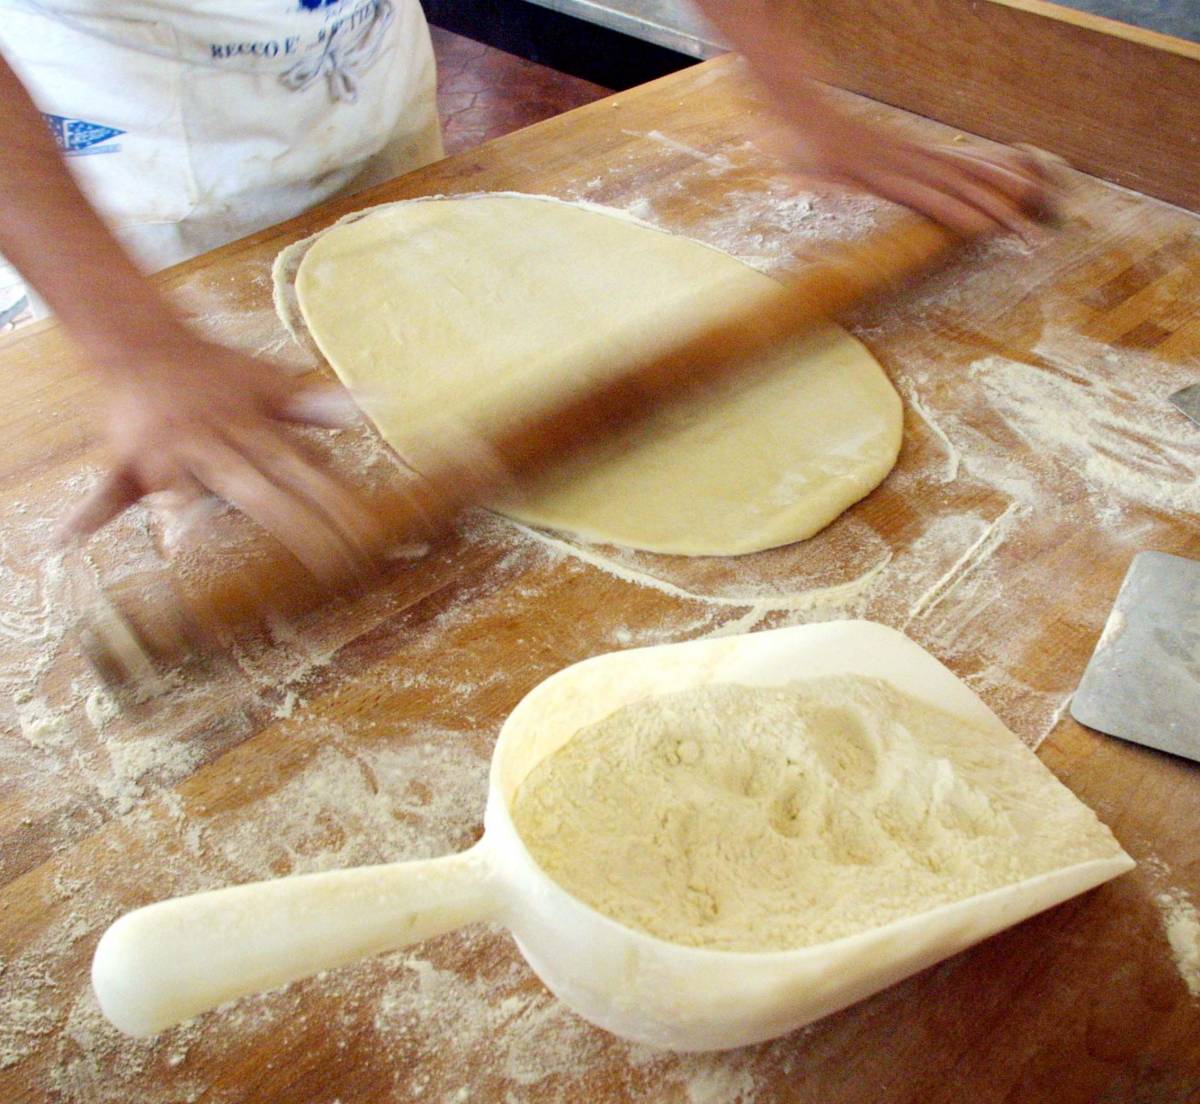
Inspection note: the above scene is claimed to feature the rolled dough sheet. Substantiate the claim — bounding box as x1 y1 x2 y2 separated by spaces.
293 194 902 556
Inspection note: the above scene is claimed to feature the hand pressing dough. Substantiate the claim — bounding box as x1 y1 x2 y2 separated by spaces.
511 675 1126 951
294 195 902 556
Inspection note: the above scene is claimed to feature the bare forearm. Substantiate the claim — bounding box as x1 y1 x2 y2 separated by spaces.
0 53 182 369
0 58 379 557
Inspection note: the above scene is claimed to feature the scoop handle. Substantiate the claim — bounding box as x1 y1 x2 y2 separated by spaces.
92 844 499 1036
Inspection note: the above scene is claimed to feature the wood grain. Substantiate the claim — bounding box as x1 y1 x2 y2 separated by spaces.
0 53 1198 1104
784 0 1200 212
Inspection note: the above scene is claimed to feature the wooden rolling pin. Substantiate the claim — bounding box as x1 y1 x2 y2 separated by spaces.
80 214 964 688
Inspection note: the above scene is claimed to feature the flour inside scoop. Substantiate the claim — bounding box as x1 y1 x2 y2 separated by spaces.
511 674 1126 951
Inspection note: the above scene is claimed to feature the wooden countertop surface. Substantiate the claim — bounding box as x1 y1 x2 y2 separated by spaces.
1 53 1198 1104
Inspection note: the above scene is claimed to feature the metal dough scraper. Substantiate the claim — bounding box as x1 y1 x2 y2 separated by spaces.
1071 551 1200 764
1170 383 1200 427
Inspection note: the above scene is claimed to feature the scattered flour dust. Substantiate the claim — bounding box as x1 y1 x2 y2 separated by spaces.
371 930 774 1102
683 1065 759 1104
902 386 961 484
508 519 891 641
1156 889 1200 998
83 687 119 730
969 344 1199 520
903 504 1026 628
605 176 885 279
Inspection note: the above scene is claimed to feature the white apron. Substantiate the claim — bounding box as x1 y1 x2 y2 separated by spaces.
0 0 442 323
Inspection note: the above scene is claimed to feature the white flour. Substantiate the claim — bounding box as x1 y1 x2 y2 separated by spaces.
512 677 1125 951
1157 889 1200 998
970 343 1198 519
904 504 1025 627
902 387 961 484
508 520 892 639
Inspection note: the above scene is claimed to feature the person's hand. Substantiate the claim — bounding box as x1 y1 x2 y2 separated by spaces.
62 326 386 584
0 48 384 582
684 3 1058 238
766 105 1055 240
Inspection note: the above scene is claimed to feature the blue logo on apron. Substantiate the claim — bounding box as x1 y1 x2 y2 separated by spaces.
43 113 124 156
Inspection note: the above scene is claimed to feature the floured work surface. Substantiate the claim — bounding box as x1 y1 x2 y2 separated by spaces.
1 55 1198 1104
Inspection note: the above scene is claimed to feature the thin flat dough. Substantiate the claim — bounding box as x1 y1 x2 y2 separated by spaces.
294 195 902 556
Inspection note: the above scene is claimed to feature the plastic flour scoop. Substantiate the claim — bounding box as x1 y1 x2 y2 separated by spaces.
92 621 1133 1050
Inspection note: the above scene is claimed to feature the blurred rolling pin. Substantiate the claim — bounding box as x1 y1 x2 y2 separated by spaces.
80 213 967 689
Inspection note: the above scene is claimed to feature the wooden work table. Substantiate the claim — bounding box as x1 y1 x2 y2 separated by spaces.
1 5 1198 1101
